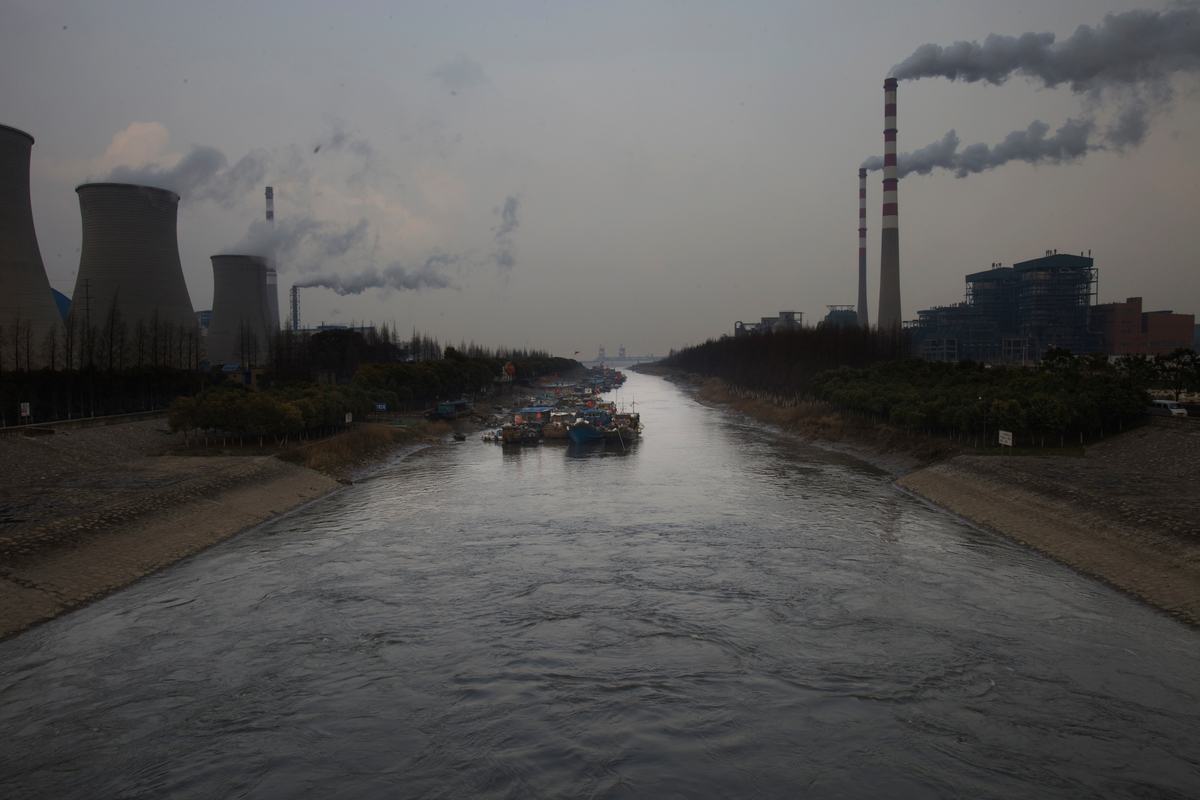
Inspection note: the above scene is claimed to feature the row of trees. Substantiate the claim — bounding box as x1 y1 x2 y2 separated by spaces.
661 326 912 395
351 348 578 409
2 299 203 374
168 382 378 447
810 351 1150 446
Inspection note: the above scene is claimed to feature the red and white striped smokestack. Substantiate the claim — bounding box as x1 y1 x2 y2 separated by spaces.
877 77 902 330
857 168 869 327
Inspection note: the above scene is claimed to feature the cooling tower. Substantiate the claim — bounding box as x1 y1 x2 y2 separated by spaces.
71 183 196 335
857 168 869 327
207 254 272 367
0 124 64 369
265 266 280 331
877 78 902 331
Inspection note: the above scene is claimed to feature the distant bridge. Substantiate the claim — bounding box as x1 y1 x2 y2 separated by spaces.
579 355 661 365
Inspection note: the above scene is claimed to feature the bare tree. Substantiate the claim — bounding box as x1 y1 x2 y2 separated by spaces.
134 318 147 368
62 310 77 370
41 322 60 371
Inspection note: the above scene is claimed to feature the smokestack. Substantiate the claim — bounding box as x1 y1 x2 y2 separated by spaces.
857 168 869 327
290 284 300 331
72 183 196 336
877 78 902 331
264 187 280 331
0 124 63 369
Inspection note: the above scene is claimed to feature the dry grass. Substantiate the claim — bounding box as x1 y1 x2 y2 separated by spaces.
279 422 434 474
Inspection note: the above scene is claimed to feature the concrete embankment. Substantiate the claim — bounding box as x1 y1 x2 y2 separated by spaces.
645 367 1200 626
0 454 341 640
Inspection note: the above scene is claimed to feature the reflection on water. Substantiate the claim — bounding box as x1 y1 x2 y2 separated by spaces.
1 372 1198 799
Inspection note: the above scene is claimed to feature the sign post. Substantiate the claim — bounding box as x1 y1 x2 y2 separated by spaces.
998 429 1013 454
20 402 30 424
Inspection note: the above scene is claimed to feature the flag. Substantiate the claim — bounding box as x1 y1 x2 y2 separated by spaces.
574 351 579 355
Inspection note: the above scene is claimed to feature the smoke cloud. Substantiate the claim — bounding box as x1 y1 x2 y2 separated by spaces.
862 117 1097 178
491 196 520 271
431 54 489 93
103 146 267 207
891 6 1200 91
221 216 370 267
869 6 1200 178
294 255 459 295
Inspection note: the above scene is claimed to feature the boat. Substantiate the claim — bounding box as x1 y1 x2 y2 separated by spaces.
567 408 611 443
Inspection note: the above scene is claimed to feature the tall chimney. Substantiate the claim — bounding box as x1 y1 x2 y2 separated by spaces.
264 187 279 330
877 77 902 331
857 168 869 327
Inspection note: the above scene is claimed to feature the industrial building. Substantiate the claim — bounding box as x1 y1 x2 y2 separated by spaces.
207 255 273 367
822 305 858 328
1 124 66 369
71 183 197 336
733 311 802 337
910 253 1098 363
1090 298 1195 356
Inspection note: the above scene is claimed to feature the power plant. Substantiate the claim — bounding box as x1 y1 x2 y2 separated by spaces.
207 254 273 366
0 124 66 368
877 78 902 331
71 183 196 335
857 168 869 327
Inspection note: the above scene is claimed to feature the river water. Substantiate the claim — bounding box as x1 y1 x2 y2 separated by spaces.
1 372 1198 798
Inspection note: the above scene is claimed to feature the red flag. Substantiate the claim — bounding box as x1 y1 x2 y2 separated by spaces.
574 351 579 355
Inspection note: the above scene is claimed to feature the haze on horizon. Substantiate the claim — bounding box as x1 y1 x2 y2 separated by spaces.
3 0 1198 358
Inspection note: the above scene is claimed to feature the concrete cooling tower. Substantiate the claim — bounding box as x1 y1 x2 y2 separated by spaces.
207 255 273 367
0 124 65 369
71 183 196 335
265 266 280 331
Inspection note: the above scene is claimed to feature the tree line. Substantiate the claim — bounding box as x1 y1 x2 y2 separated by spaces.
809 349 1162 447
661 326 912 395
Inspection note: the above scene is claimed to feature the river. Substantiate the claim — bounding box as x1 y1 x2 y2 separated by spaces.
1 372 1197 798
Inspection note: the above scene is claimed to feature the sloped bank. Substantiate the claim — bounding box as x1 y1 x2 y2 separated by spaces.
0 421 445 642
635 364 1200 626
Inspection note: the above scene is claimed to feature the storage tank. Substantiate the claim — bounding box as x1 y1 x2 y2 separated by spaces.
207 254 273 367
71 183 196 336
0 124 65 369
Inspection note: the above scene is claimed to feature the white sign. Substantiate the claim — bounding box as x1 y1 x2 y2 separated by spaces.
998 430 1013 447
19 402 30 417
345 412 353 423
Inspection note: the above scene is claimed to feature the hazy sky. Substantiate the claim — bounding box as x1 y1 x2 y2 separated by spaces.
4 1 1198 357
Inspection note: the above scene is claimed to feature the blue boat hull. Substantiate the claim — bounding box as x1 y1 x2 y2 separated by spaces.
568 424 604 444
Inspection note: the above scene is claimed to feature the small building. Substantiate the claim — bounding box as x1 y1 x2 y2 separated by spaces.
1090 297 1195 356
822 305 858 328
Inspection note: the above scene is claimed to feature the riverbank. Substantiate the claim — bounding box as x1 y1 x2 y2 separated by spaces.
638 364 1200 625
0 419 451 641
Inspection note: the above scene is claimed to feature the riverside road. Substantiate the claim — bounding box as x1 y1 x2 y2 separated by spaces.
1 372 1197 798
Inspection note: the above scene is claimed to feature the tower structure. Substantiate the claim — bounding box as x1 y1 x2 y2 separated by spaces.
877 78 902 331
0 124 66 369
71 183 196 337
857 168 869 327
290 284 300 331
264 187 280 331
207 254 272 366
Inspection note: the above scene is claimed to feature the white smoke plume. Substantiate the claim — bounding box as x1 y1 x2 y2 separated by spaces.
294 255 459 295
870 6 1200 177
221 216 371 267
103 146 268 208
891 6 1200 91
862 118 1095 178
491 196 519 271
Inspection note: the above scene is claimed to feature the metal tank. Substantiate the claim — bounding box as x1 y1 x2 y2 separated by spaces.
71 183 196 337
207 254 273 367
0 124 65 369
